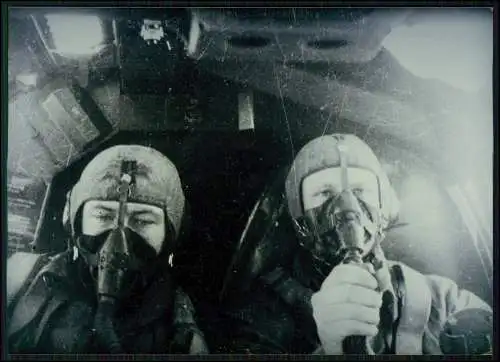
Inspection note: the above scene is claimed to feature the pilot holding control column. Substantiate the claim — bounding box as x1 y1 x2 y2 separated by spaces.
220 134 493 355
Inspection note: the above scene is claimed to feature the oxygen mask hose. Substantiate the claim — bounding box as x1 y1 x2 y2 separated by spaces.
92 169 134 354
92 228 131 353
335 208 383 355
338 216 392 355
341 250 378 355
93 295 124 353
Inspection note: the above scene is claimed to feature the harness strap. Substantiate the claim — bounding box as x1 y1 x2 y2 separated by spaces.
392 263 432 354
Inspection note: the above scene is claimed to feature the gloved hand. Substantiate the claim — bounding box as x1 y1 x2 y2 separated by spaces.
311 263 383 354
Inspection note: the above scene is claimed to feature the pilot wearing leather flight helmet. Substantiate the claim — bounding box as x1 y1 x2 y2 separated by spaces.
6 145 208 354
220 134 492 355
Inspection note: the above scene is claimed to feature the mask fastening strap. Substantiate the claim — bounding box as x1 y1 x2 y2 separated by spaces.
117 161 137 228
65 189 76 238
333 137 349 192
65 189 80 261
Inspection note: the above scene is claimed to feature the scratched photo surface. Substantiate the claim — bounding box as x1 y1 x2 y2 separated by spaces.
5 7 493 358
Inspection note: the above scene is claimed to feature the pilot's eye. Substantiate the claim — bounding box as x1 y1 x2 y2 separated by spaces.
317 189 333 198
351 187 379 207
132 217 156 227
92 211 115 222
352 187 364 196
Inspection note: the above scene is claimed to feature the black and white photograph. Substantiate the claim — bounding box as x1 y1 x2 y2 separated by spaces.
4 5 494 358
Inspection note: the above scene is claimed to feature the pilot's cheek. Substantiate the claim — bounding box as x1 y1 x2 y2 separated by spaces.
141 227 165 254
82 217 110 236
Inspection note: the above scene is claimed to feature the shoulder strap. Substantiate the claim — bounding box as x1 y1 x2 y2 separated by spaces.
7 252 52 309
391 263 433 355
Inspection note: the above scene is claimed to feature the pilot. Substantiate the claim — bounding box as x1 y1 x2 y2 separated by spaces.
6 145 208 354
220 134 492 355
